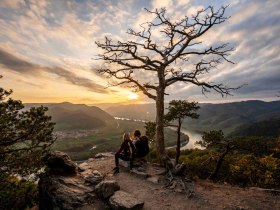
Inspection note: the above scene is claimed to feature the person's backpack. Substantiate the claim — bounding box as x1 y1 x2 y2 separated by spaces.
128 140 136 159
135 136 150 158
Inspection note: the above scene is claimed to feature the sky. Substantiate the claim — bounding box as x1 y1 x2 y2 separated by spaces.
0 0 279 104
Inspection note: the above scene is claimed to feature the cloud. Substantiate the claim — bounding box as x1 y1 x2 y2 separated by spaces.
0 0 279 103
0 0 25 9
0 48 38 73
0 48 108 93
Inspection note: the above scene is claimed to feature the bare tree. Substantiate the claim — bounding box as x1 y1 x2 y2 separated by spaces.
96 6 238 162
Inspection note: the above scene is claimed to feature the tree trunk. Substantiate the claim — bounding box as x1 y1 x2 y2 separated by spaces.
208 144 230 180
155 88 166 163
175 119 182 165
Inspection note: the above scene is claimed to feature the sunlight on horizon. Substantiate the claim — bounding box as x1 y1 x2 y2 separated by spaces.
127 92 139 100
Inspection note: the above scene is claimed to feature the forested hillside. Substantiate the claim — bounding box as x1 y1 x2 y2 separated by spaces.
105 101 280 134
25 102 114 131
230 118 280 137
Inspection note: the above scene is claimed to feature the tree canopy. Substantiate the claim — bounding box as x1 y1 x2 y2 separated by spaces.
0 76 55 176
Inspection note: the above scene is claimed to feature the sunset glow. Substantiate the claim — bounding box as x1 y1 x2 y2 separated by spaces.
127 92 139 100
0 0 279 104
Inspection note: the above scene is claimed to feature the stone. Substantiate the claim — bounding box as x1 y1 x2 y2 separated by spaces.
119 159 130 168
130 168 149 179
78 162 90 172
109 191 144 210
84 170 103 185
43 151 77 176
95 180 120 199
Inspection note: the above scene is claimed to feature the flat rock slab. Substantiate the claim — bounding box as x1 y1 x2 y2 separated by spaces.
130 169 149 179
109 191 144 210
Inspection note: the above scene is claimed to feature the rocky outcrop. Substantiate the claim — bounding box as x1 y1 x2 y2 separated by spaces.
39 151 108 210
39 174 101 210
39 151 145 210
109 191 144 210
43 151 77 175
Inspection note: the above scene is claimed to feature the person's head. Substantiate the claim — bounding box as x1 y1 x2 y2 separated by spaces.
133 130 141 138
122 132 131 142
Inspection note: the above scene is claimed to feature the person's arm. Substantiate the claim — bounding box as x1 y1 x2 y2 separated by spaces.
132 137 138 145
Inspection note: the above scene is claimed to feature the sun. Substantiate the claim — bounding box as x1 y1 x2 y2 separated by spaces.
127 92 139 100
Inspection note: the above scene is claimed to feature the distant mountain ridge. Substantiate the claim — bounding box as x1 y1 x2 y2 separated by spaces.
186 100 280 134
25 102 114 131
230 118 280 137
104 100 280 134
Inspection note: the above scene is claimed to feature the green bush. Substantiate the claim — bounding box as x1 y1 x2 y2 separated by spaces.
180 149 214 179
0 174 38 210
147 147 159 163
167 148 176 158
228 155 280 188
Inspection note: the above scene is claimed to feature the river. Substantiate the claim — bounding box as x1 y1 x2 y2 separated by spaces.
180 128 203 150
114 117 203 150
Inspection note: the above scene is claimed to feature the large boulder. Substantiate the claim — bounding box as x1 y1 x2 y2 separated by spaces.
109 191 144 210
39 175 99 210
39 165 109 209
43 151 77 176
95 180 120 199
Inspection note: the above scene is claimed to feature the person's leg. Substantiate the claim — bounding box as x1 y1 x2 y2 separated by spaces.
114 153 131 173
130 159 134 170
116 153 134 169
114 153 121 174
115 153 120 168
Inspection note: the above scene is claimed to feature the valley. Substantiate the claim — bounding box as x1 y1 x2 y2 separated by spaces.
25 101 280 161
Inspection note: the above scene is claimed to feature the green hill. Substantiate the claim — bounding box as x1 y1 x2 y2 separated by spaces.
184 100 280 134
104 100 280 135
230 118 280 137
25 102 114 131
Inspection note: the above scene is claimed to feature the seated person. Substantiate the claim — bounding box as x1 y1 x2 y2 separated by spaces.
132 129 141 145
113 132 135 174
135 135 150 159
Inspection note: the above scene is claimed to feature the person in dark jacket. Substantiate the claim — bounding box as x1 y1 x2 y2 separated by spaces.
113 132 135 174
132 129 141 145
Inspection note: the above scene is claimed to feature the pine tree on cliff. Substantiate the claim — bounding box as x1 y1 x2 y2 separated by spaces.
0 75 56 177
165 100 200 164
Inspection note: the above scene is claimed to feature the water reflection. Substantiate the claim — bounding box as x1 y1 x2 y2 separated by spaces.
180 128 203 150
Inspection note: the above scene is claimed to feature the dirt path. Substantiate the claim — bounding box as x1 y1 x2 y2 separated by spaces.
86 155 280 210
